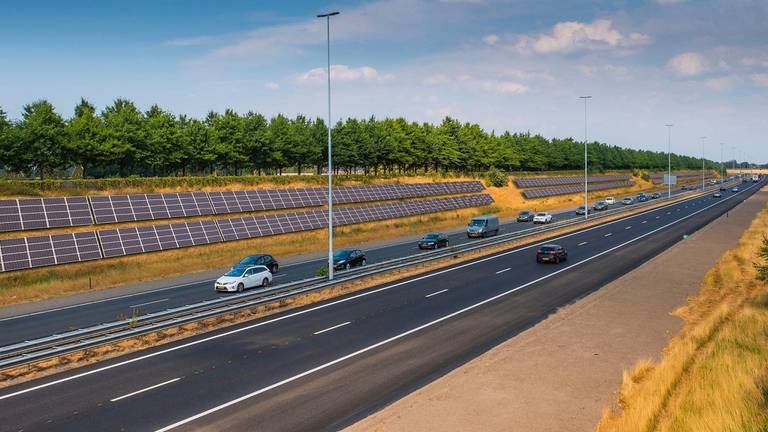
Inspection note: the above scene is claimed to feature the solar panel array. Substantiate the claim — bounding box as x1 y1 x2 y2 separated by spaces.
515 175 631 188
208 189 326 214
522 181 636 199
0 232 101 272
332 181 485 204
0 197 93 233
90 192 214 224
0 193 493 272
98 220 222 258
216 194 494 242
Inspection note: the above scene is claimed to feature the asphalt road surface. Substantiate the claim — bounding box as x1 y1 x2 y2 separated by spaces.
0 184 712 347
0 179 762 432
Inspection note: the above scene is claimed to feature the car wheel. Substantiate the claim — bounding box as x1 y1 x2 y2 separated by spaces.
555 257 560 264
361 259 367 266
237 283 244 293
272 264 279 273
262 278 269 287
345 263 351 270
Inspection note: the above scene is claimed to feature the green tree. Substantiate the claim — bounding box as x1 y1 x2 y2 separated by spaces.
18 100 68 179
67 98 105 178
101 99 146 175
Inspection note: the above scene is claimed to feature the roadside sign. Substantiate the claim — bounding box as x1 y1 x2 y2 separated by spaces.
664 174 677 185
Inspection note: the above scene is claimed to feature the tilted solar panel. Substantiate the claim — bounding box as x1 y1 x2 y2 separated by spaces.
521 181 636 199
0 197 94 233
216 194 494 242
515 175 631 188
89 192 214 224
97 220 222 258
0 231 101 272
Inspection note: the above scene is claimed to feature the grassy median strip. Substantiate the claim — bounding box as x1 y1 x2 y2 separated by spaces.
597 193 768 432
0 189 710 388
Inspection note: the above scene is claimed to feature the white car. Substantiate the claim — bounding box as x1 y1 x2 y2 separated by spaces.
604 197 616 205
215 265 273 292
533 212 553 224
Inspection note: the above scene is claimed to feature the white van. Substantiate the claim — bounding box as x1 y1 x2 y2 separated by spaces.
467 215 500 238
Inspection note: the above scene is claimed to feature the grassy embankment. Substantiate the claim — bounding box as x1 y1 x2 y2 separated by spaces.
597 193 768 432
0 172 699 306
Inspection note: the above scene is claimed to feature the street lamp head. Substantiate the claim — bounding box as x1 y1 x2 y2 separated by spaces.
579 95 592 99
317 11 340 18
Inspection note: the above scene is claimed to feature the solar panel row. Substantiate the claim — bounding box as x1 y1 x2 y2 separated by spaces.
0 181 485 233
649 172 715 184
0 194 493 272
515 175 631 188
98 220 222 258
522 181 635 199
216 194 494 242
0 197 93 233
0 232 101 272
90 192 213 224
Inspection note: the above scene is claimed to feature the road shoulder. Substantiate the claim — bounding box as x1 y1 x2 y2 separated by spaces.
346 189 768 432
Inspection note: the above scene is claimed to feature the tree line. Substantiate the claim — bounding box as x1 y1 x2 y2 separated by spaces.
0 98 721 180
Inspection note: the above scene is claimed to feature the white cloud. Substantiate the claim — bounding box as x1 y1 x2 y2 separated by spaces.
482 34 500 46
482 80 529 94
577 64 628 77
264 82 280 91
513 19 651 54
655 0 686 5
165 35 218 47
704 77 733 91
751 74 768 87
423 74 452 85
296 65 390 84
667 52 707 76
741 57 768 68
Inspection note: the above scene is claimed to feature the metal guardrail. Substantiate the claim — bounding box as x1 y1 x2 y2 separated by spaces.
0 180 745 372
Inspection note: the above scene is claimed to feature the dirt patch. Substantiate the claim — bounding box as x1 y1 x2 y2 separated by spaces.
344 190 768 432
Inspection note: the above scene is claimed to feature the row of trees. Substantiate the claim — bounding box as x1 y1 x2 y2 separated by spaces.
0 99 722 179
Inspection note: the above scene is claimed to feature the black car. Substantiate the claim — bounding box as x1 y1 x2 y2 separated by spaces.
236 254 279 273
593 201 608 211
418 232 448 249
536 244 568 264
650 192 661 199
517 210 535 222
333 248 366 270
720 186 728 191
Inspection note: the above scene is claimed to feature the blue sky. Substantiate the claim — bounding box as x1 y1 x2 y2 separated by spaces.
1 0 767 163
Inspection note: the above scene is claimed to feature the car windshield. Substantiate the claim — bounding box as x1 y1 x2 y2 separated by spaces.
469 219 486 227
536 213 546 217
334 250 353 260
540 246 557 252
238 256 261 265
519 211 531 216
224 267 246 277
423 234 439 240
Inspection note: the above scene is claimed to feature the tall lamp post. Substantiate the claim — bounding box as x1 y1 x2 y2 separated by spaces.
317 10 340 280
701 136 707 190
666 124 673 198
720 143 724 182
579 95 592 220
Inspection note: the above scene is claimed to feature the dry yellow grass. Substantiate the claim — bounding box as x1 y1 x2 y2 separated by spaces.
0 173 693 306
596 196 768 432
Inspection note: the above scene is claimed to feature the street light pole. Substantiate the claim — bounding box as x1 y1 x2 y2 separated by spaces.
317 10 340 280
579 96 591 220
701 136 707 190
666 124 673 199
720 143 724 181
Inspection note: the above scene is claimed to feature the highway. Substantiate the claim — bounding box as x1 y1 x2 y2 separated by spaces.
0 183 704 346
0 179 762 432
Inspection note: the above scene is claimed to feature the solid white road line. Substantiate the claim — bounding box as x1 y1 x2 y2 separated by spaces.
656 216 661 219
1 184 752 403
425 289 449 297
110 378 181 402
495 268 512 274
577 242 588 246
129 299 169 309
625 226 632 230
313 322 351 335
604 233 613 237
641 220 648 224
154 187 753 432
